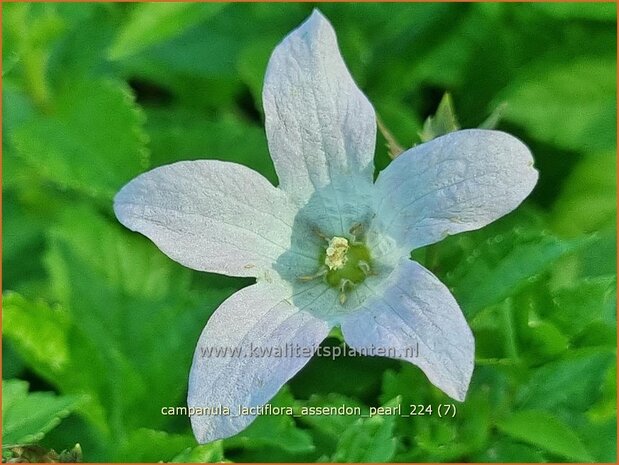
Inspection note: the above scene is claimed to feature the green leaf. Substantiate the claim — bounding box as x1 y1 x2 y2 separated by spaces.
2 293 71 382
2 50 20 78
144 107 277 184
2 342 25 380
3 3 66 109
171 441 225 463
118 3 305 87
363 4 472 97
382 366 493 462
49 208 231 433
580 419 617 463
549 231 616 287
497 410 593 461
553 152 617 235
295 392 366 458
6 205 234 443
473 439 545 462
3 294 109 434
2 83 44 199
551 276 616 339
2 81 36 146
47 5 119 79
11 79 149 200
512 347 616 462
577 229 617 279
530 3 616 22
516 349 615 416
45 205 193 301
520 319 569 361
445 227 589 318
113 429 195 462
290 337 395 400
419 92 460 143
2 191 48 289
331 398 398 462
380 364 436 409
2 379 78 446
497 58 616 152
298 393 365 439
109 3 227 60
237 38 278 112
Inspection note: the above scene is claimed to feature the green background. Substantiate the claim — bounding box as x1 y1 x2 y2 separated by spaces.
2 2 616 462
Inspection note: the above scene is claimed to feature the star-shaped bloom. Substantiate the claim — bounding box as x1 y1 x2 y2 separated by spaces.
114 10 538 444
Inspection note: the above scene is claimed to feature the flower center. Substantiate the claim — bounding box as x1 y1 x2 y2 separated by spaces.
321 236 371 289
297 224 374 305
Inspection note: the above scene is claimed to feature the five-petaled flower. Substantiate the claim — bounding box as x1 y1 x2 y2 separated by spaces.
114 10 538 444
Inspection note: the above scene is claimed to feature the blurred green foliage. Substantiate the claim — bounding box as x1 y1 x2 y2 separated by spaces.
2 2 616 462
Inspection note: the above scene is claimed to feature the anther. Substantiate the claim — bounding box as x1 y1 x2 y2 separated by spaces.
358 260 371 276
349 223 365 243
338 279 352 305
313 228 330 242
298 267 327 282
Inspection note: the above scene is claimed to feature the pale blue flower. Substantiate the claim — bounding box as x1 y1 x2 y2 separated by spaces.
114 10 538 443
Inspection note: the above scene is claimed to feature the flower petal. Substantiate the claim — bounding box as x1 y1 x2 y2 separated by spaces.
114 160 311 278
341 259 474 401
372 129 538 250
188 282 332 443
263 10 376 230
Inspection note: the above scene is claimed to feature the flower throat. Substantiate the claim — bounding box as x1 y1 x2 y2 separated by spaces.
299 224 373 305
